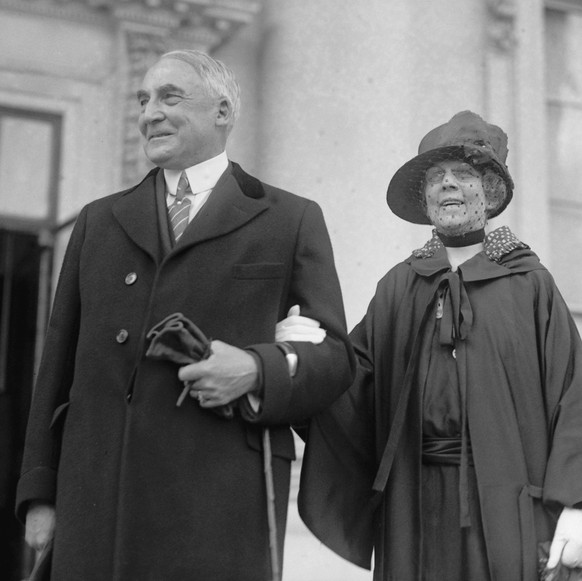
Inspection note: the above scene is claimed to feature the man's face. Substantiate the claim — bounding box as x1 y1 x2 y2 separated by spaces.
137 58 224 169
423 160 494 236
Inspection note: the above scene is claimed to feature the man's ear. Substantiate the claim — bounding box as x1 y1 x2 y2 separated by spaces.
216 98 232 127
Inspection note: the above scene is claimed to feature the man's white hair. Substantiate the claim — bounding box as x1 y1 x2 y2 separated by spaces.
161 49 241 130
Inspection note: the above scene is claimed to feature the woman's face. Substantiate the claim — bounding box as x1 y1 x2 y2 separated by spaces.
423 160 495 236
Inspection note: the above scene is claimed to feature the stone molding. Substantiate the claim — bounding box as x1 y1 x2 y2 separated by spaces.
0 0 261 32
486 0 517 51
122 29 169 186
545 0 582 12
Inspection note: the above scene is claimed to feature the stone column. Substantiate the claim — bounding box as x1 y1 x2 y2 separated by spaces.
512 0 549 263
484 0 549 262
254 0 416 327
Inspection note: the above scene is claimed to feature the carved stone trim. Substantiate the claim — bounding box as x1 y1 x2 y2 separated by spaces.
0 0 262 40
120 29 169 187
0 0 109 24
545 0 582 12
487 0 517 51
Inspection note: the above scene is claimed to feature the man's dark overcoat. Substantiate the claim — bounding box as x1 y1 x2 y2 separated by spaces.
17 162 355 581
299 228 582 581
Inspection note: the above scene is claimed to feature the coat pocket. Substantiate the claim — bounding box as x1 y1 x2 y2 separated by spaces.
233 263 285 280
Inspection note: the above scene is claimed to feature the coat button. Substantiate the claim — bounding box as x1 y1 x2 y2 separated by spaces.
116 329 129 343
125 272 138 285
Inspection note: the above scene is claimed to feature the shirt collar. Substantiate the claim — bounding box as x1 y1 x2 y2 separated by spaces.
164 151 229 195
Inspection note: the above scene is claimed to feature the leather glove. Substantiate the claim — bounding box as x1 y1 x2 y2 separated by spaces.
146 312 212 364
146 313 234 419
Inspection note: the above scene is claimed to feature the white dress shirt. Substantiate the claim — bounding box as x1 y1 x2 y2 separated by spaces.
164 151 229 222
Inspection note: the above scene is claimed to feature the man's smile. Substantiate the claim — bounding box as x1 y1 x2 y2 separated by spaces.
147 131 174 141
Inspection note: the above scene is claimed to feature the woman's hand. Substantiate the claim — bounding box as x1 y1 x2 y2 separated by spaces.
275 305 326 344
548 507 582 569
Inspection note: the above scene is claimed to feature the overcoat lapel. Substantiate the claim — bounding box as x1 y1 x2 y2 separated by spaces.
112 170 161 262
177 165 269 249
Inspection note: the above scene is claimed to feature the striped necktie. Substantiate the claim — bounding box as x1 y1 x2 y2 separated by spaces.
169 171 192 243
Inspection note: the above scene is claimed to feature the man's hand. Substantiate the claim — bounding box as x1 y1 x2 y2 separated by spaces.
276 305 326 344
548 507 582 569
178 340 259 408
25 502 56 551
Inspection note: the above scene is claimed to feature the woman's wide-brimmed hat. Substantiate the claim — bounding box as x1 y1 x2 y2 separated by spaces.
386 111 514 224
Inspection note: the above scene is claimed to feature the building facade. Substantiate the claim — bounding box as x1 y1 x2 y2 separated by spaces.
1 0 581 579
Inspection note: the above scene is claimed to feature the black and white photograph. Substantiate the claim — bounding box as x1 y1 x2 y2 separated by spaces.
1 1 582 580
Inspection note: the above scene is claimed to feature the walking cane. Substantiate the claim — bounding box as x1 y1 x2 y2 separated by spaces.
263 341 298 581
263 427 280 581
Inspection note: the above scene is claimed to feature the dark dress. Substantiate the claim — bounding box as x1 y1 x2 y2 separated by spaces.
421 291 491 580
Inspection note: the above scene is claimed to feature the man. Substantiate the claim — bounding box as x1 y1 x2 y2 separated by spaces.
17 49 354 581
278 112 582 580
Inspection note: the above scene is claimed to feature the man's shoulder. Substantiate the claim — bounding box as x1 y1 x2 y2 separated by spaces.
85 168 158 209
230 161 314 208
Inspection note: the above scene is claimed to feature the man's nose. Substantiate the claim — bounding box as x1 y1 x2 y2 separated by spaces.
141 100 164 124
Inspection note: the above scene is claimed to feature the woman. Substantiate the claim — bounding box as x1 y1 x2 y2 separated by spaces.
278 111 582 580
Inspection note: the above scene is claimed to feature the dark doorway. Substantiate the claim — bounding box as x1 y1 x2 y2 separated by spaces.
0 230 44 580
0 105 62 579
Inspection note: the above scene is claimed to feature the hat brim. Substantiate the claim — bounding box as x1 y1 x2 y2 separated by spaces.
386 145 514 225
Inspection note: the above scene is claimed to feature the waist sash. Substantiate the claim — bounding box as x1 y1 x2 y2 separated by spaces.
422 436 474 466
